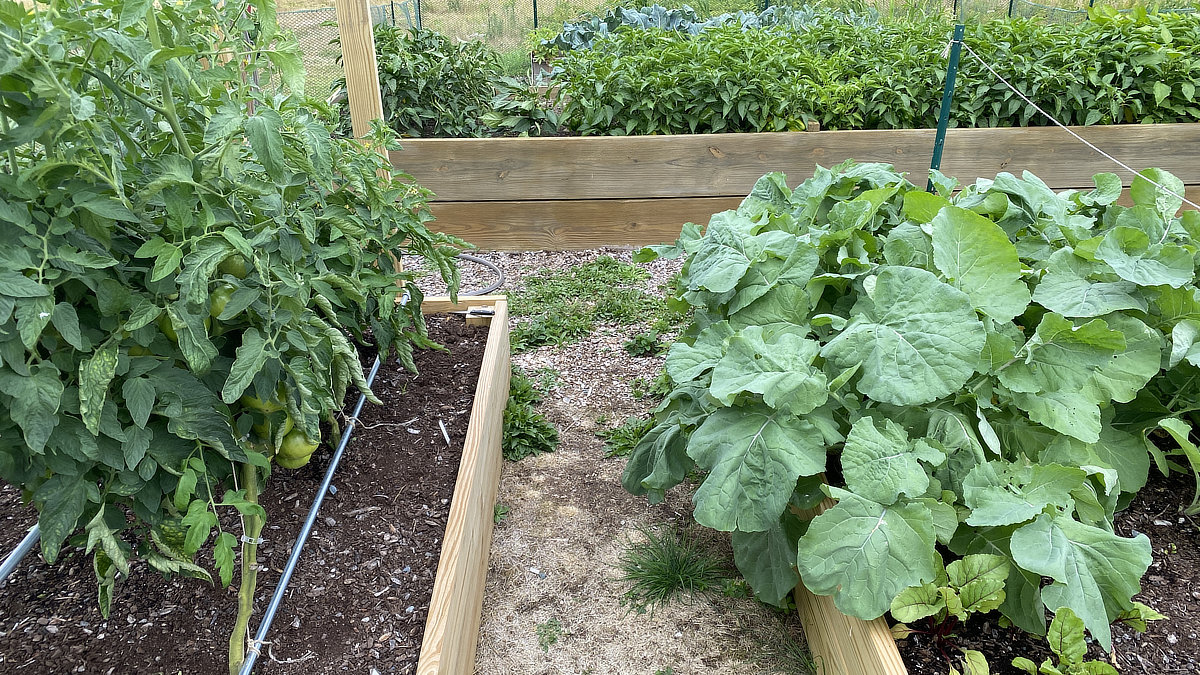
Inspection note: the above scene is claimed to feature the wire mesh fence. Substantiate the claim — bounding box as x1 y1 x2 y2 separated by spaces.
282 0 1196 89
278 2 417 97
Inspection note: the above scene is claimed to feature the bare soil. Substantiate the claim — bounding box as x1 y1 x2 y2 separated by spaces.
0 315 486 674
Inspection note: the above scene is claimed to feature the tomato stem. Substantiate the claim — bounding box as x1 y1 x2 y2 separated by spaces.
229 462 262 675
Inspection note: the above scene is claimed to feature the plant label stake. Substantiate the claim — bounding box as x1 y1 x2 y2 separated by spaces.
928 23 965 193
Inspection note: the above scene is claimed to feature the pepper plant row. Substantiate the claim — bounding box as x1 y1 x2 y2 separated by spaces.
552 7 1200 134
628 162 1200 649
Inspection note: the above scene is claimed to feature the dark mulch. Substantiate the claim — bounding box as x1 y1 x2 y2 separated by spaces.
897 469 1200 675
0 315 488 674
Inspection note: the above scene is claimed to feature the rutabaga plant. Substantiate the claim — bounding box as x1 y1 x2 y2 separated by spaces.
627 161 1200 650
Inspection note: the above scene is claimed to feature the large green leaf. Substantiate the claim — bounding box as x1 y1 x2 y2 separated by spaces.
841 416 944 505
688 403 826 532
1032 248 1146 318
931 206 1031 321
0 364 64 453
621 418 692 504
731 512 804 606
1084 314 1162 404
821 266 986 406
664 321 734 384
796 488 938 620
685 212 790 294
709 325 827 414
221 328 272 403
963 460 1086 527
35 474 89 564
947 553 1010 616
1011 512 1152 651
1094 226 1193 288
79 341 119 435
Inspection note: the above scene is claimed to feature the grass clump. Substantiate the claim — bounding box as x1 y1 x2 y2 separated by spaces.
511 256 664 351
502 367 559 461
617 525 728 614
596 416 654 457
623 330 666 357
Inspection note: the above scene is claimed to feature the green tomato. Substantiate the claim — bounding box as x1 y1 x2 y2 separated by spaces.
240 393 284 413
274 452 310 469
277 429 319 462
210 283 236 318
157 314 178 343
218 254 250 279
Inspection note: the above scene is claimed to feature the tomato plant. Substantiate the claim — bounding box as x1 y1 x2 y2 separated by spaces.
0 0 462 672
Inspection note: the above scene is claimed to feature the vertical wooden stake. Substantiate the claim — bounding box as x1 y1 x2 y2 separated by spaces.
335 0 386 141
334 0 403 274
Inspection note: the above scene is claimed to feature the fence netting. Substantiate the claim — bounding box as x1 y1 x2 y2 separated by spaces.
280 0 1195 90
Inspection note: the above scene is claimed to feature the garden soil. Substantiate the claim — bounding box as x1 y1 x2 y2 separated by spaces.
0 315 486 674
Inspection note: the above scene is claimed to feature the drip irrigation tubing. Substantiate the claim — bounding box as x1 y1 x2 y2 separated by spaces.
0 525 39 584
0 250 504 672
238 251 502 674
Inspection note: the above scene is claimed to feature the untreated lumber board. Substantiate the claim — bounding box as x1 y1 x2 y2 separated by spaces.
334 0 385 140
415 300 510 675
424 186 1199 251
420 295 506 313
428 197 741 250
794 496 909 675
392 124 1200 202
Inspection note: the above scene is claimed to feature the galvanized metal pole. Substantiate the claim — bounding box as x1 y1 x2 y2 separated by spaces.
928 23 965 192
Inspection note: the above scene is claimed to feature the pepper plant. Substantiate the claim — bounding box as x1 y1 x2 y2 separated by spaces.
628 162 1200 649
0 0 461 672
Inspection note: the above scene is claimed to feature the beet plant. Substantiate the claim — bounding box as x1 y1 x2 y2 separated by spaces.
0 0 461 672
627 162 1199 649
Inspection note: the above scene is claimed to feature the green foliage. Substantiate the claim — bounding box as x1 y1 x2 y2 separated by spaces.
0 0 459 656
1012 608 1119 675
511 256 662 351
618 525 728 613
597 415 655 457
536 617 563 652
542 3 875 52
480 77 562 137
337 26 502 138
624 331 666 356
494 503 511 524
553 7 1200 135
625 162 1200 649
890 554 1009 672
502 367 559 461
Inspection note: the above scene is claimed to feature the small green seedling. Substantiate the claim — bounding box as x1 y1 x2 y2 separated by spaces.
891 554 1010 675
1012 607 1117 675
536 617 563 652
494 504 510 524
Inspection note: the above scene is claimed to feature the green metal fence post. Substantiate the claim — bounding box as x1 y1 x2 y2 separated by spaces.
928 22 965 192
1007 0 1015 17
533 0 539 28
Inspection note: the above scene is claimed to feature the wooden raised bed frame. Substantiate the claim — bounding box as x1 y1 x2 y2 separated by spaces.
330 0 1196 668
413 295 510 675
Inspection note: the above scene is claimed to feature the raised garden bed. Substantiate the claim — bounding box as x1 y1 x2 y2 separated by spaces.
388 124 1200 250
0 300 510 675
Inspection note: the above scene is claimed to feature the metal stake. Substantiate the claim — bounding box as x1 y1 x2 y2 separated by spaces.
928 23 965 192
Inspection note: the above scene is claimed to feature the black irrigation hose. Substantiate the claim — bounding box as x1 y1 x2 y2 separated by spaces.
239 252 502 673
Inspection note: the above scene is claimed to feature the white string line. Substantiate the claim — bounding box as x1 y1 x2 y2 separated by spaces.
949 38 1199 211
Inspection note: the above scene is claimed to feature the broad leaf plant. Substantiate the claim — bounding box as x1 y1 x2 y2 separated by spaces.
629 162 1200 650
0 0 461 672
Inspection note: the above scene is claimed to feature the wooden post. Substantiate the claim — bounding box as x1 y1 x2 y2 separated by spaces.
334 0 385 140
